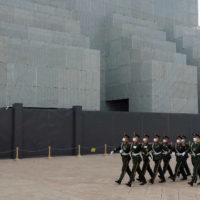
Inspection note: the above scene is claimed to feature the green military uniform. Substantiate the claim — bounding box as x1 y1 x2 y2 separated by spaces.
126 133 147 187
186 133 200 186
113 133 131 184
171 135 187 181
139 134 153 180
148 134 167 184
162 136 173 178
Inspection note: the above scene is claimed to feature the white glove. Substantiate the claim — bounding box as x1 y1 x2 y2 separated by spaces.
119 149 123 154
110 151 114 155
182 152 186 156
148 156 152 160
172 152 175 156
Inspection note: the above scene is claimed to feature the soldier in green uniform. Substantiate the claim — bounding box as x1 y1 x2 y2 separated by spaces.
137 134 153 182
111 133 131 184
171 135 187 181
148 133 167 184
125 133 147 187
162 135 174 179
186 133 200 186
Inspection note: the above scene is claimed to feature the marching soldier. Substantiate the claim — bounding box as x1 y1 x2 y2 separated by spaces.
186 133 200 186
125 133 147 187
162 135 174 179
171 135 187 181
181 135 191 176
137 134 153 182
110 133 132 184
148 133 167 184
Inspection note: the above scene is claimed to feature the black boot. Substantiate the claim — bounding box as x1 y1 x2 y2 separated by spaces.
115 180 121 184
188 182 193 186
180 177 187 181
197 182 200 185
125 182 131 187
136 178 142 182
140 181 147 185
149 179 154 184
159 179 166 183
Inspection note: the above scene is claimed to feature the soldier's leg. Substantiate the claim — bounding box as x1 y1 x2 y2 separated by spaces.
191 162 200 184
152 160 160 181
167 163 174 177
129 161 139 184
147 162 154 178
163 159 168 175
137 160 147 181
136 162 146 183
179 163 187 179
158 163 166 181
141 160 148 174
118 159 130 182
126 159 132 178
184 160 191 175
173 161 183 181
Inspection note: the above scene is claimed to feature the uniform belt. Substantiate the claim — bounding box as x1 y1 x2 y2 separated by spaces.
121 152 129 156
176 153 182 156
196 153 200 156
132 153 140 156
153 151 161 155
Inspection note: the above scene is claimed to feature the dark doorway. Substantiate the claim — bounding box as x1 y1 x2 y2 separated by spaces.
106 99 129 112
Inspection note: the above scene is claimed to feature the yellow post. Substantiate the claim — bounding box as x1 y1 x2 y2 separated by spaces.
47 146 52 159
14 147 19 161
103 144 108 156
77 145 81 157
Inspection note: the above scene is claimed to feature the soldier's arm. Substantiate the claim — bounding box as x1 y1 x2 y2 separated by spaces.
145 143 152 156
113 145 121 153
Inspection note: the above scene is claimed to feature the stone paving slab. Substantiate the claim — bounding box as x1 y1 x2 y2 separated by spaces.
0 154 199 200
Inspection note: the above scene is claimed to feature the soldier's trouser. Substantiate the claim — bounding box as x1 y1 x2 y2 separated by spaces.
163 159 173 177
118 157 131 182
174 160 187 181
141 160 154 178
184 159 191 175
152 160 165 181
191 162 200 183
129 161 146 184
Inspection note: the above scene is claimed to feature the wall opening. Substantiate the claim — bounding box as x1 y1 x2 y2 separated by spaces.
106 99 129 112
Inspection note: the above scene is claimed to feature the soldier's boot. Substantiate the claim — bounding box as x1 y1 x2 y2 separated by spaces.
125 182 132 187
197 182 200 185
159 180 166 183
188 181 193 186
140 181 147 185
115 180 121 184
180 177 187 180
136 178 142 182
149 179 154 184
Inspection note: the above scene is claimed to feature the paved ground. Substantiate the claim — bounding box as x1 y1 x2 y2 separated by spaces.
0 154 199 200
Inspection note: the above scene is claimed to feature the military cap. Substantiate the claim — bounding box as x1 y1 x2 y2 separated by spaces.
163 135 169 139
153 133 160 138
193 133 200 138
133 132 140 138
182 135 187 139
176 135 183 139
143 134 150 138
123 133 130 139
